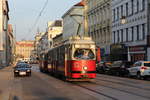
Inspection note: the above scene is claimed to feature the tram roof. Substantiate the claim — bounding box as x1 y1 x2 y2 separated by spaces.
47 36 95 52
64 36 95 44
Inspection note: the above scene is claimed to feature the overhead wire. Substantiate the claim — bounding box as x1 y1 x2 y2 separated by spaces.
29 0 49 33
10 0 17 39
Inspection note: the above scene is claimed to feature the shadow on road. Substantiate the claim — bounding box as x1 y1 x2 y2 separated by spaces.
10 96 71 100
10 96 19 100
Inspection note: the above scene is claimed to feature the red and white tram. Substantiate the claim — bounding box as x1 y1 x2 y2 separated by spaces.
39 36 96 81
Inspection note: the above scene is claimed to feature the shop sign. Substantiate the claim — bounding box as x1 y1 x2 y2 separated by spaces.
129 46 146 52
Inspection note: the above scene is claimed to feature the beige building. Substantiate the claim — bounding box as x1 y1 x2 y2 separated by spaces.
86 0 112 60
16 41 34 61
34 32 45 58
47 20 63 48
0 0 9 66
34 20 63 58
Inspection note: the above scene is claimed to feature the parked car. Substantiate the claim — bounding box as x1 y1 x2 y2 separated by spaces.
107 61 133 76
96 62 111 74
14 63 32 77
128 61 150 79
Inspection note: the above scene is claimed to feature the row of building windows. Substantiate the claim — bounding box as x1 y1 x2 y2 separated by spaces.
113 24 146 43
88 2 111 27
113 0 145 22
89 27 111 44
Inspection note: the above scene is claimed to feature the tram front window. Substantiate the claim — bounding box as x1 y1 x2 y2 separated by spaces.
74 49 95 60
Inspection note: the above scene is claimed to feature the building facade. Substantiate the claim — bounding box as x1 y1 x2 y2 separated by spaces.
34 32 45 58
16 41 34 61
0 0 9 67
112 0 150 61
62 1 85 40
34 20 63 58
7 24 15 65
47 20 63 48
87 0 112 60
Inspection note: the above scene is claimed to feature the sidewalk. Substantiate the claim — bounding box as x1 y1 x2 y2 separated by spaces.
0 66 13 100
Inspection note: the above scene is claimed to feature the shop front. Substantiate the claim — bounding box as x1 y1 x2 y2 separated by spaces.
129 45 146 62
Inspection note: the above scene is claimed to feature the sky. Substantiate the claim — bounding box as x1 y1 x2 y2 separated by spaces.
8 0 81 41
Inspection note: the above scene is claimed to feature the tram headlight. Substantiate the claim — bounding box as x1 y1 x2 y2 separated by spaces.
83 66 88 70
15 70 19 72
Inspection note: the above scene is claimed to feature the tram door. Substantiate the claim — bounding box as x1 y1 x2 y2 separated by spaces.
65 45 72 77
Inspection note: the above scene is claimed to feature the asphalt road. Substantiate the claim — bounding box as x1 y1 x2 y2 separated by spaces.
1 64 150 100
9 65 97 100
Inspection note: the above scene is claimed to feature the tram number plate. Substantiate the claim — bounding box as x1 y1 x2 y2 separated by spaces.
83 75 88 78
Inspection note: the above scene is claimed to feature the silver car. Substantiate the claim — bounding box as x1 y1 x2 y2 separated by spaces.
128 61 150 79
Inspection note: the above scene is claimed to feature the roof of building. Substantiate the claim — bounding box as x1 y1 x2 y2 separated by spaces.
74 0 85 6
16 41 34 47
62 0 84 18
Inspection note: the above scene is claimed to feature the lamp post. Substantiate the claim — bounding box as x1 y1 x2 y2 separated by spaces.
120 16 131 61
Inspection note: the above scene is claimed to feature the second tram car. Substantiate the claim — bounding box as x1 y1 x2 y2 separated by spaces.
39 36 96 81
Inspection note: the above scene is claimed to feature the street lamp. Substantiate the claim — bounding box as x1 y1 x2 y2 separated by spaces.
120 16 131 61
121 16 126 24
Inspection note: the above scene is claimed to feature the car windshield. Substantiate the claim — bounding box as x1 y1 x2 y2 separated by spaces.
144 63 150 67
16 64 30 68
74 49 95 60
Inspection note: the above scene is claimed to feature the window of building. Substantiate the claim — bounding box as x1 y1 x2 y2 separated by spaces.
121 5 123 17
131 27 134 41
113 9 115 21
131 0 134 15
113 31 116 43
126 2 128 16
117 7 119 20
121 29 123 42
128 28 132 41
117 30 120 42
104 29 106 43
137 0 139 12
126 28 128 41
142 24 145 40
137 25 140 40
96 30 99 41
141 0 145 11
134 0 138 13
123 29 126 42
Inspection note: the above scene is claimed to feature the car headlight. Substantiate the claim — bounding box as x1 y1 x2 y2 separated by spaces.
27 70 31 72
15 70 19 72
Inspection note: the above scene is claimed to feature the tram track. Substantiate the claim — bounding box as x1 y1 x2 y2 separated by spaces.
71 82 119 100
71 79 150 100
96 77 150 91
91 81 150 99
96 74 150 84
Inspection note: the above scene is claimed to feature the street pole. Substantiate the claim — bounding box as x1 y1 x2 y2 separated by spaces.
127 46 131 61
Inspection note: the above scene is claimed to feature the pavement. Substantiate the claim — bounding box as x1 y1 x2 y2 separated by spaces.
0 66 13 100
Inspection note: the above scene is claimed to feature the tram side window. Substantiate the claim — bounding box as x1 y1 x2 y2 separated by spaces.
74 49 94 60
